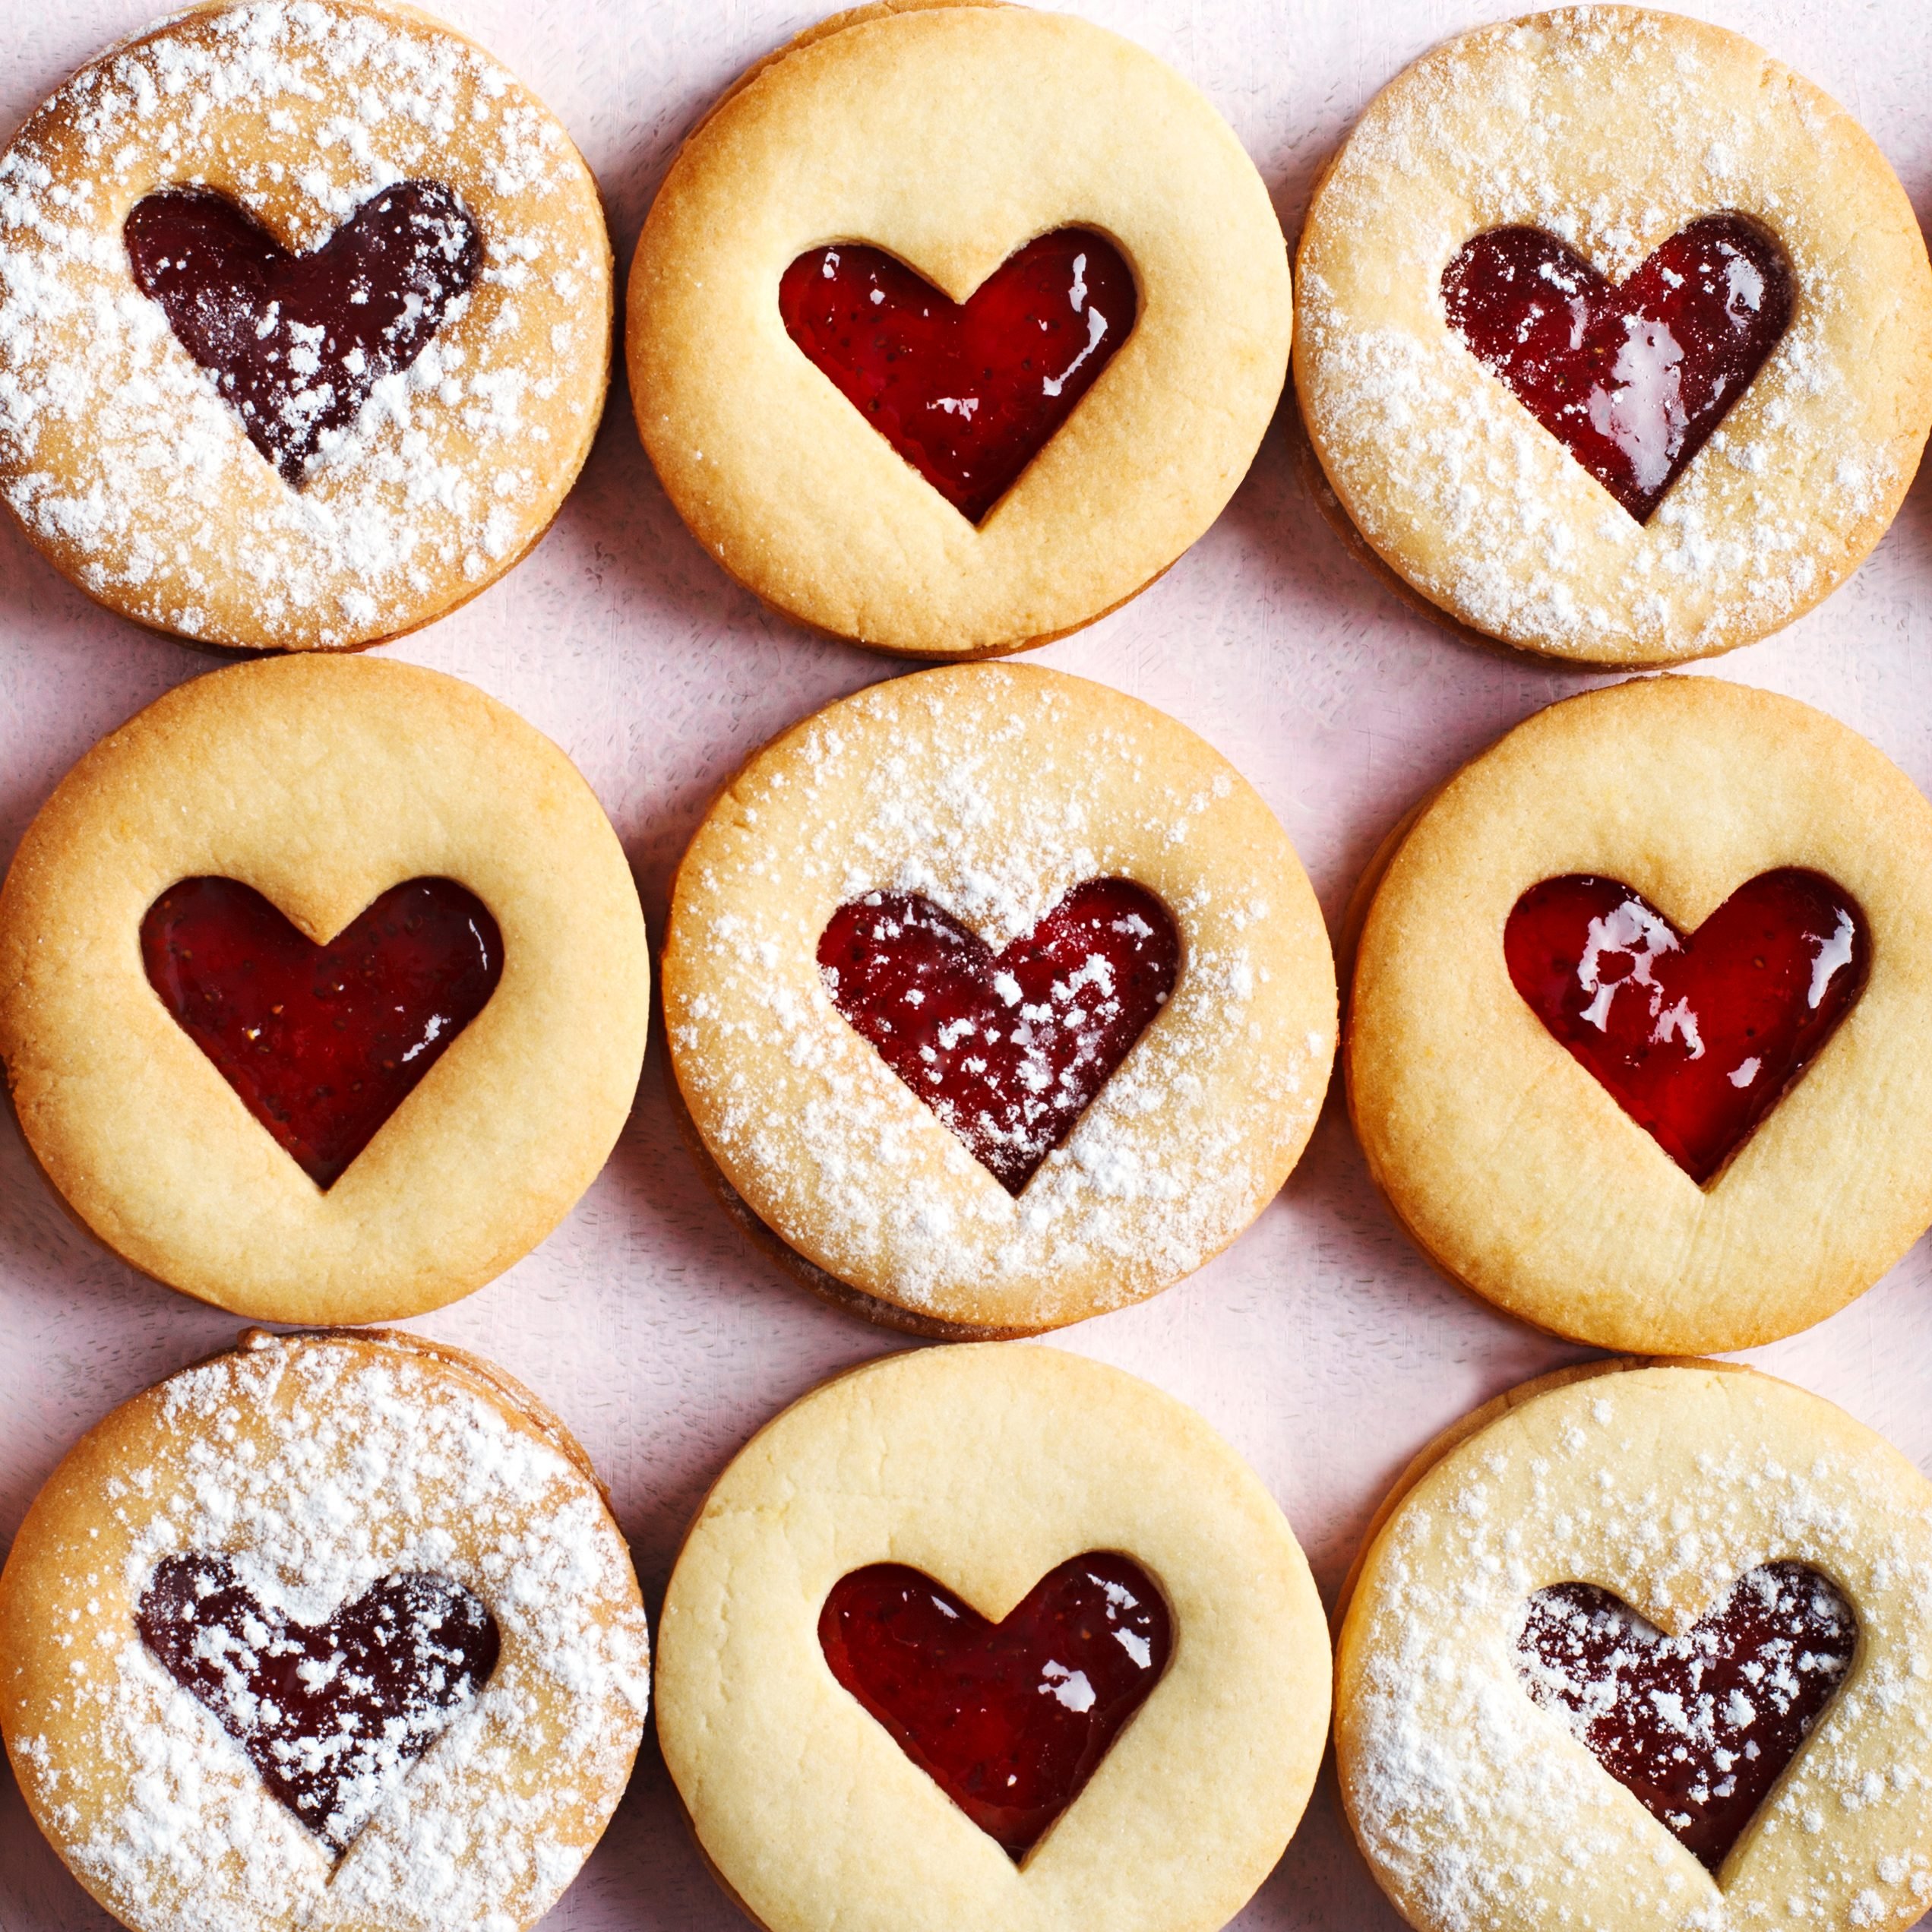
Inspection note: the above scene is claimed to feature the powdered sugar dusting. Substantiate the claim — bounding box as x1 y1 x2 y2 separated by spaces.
12 1334 647 1931
0 0 605 647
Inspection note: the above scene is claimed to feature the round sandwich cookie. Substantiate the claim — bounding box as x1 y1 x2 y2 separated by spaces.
0 655 650 1325
1346 675 1932 1354
662 662 1336 1337
1294 7 1932 666
0 0 613 652
626 2 1293 658
1336 1358 1932 1932
0 1326 650 1932
656 1342 1330 1932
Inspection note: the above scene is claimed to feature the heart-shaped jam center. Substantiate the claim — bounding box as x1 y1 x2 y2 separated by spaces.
779 228 1136 523
1516 1563 1855 1870
141 876 503 1190
1442 214 1793 522
817 878 1178 1194
125 180 481 488
1504 869 1864 1184
820 1553 1170 1858
137 1553 500 1855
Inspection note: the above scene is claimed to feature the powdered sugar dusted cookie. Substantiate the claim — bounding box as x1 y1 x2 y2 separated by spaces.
0 1327 650 1932
1336 1359 1932 1932
628 3 1292 656
1295 8 1932 665
1346 676 1932 1352
656 1343 1330 1932
0 0 612 651
662 663 1336 1336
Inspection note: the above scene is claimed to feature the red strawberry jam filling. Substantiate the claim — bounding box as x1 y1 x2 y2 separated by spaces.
779 228 1137 523
1516 1563 1854 1870
1442 214 1793 522
1504 869 1864 1184
819 1552 1171 1858
817 877 1178 1194
141 875 503 1190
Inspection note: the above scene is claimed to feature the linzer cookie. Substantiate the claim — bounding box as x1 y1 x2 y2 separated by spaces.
1345 676 1932 1353
1294 8 1932 664
0 656 650 1325
661 663 1336 1336
0 1328 650 1932
1336 1360 1932 1932
626 3 1292 656
656 1344 1330 1932
0 0 612 651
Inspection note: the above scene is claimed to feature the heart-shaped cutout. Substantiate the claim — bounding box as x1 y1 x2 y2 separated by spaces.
1516 1562 1855 1870
817 877 1178 1194
779 228 1137 523
819 1552 1170 1858
1441 213 1794 522
124 180 481 488
137 1552 500 1856
141 875 504 1190
1504 868 1865 1184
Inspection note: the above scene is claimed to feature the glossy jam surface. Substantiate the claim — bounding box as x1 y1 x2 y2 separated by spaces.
820 1553 1170 1858
778 229 1136 523
1504 869 1865 1184
141 876 503 1190
1516 1564 1854 1870
138 1553 500 1854
125 180 480 487
1442 214 1793 522
817 877 1178 1194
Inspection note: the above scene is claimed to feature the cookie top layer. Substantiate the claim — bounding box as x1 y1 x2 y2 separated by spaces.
656 1342 1330 1932
0 0 612 650
0 655 650 1323
1295 6 1932 664
1347 675 1932 1352
662 662 1335 1333
0 1328 650 1932
628 3 1292 656
1336 1361 1932 1932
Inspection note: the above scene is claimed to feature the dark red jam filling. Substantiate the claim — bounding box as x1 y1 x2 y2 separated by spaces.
778 228 1137 523
1516 1564 1855 1870
817 878 1178 1194
138 1553 500 1855
819 1553 1171 1858
141 875 503 1190
1442 214 1793 522
1504 869 1865 1184
125 180 481 487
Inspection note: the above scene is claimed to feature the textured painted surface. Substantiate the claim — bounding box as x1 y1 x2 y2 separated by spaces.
2 2 1931 1926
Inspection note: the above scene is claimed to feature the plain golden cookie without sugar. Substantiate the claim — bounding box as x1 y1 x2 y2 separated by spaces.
656 1342 1331 1932
1336 1359 1932 1932
0 0 612 651
1345 675 1932 1353
0 655 650 1324
662 662 1336 1336
627 3 1293 656
1294 6 1932 665
0 1326 650 1932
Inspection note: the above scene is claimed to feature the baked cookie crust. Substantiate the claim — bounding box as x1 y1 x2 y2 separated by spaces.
1294 7 1932 665
1346 676 1932 1352
0 656 650 1323
0 0 613 651
1336 1361 1932 1932
0 1326 650 1932
627 4 1292 656
662 662 1336 1333
656 1343 1330 1932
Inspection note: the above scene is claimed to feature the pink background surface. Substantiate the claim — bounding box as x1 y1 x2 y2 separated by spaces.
5 1 1932 1926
